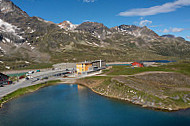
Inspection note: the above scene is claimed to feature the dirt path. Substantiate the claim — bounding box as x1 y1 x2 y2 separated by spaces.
98 71 174 77
121 71 174 77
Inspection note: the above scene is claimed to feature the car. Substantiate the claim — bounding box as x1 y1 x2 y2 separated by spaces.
28 71 34 74
67 71 72 74
19 75 25 79
63 75 67 78
32 78 40 83
36 70 40 72
43 77 48 79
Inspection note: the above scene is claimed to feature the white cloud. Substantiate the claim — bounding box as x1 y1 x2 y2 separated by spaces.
139 20 152 26
119 0 190 16
83 20 91 22
83 0 95 3
186 36 190 39
149 25 163 28
161 27 185 33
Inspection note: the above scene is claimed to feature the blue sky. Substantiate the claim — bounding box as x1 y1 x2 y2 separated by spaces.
12 0 190 40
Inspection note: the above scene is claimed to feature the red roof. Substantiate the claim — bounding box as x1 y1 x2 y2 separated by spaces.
131 62 144 67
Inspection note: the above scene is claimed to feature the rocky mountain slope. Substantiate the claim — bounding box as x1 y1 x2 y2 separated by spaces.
58 21 78 31
0 0 190 70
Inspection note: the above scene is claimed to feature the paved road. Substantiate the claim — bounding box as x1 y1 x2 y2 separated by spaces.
0 77 59 98
0 69 101 99
0 69 72 98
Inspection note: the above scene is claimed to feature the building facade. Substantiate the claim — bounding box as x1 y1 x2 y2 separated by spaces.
76 63 92 74
76 60 106 74
0 73 11 86
131 62 144 67
91 60 106 68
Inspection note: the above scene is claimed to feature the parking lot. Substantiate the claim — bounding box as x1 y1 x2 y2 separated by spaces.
0 68 74 98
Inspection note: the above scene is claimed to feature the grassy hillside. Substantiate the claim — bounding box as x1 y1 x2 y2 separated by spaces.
77 61 190 111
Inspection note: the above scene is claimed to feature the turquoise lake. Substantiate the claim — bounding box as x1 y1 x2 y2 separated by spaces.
0 84 190 126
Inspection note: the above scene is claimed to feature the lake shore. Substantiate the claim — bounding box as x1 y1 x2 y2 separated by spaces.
76 81 188 112
1 77 189 112
0 80 61 108
1 64 190 112
76 71 190 112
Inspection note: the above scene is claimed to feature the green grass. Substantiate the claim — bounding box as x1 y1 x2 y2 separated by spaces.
0 80 60 107
94 78 163 103
8 72 27 77
106 66 172 75
91 76 190 110
160 61 190 76
79 61 190 110
103 61 190 76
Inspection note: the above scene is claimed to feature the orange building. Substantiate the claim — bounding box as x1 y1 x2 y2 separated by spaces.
76 62 92 74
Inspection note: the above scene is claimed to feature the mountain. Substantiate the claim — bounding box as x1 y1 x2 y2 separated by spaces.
161 34 186 41
0 0 62 63
75 22 112 39
0 0 190 70
161 34 176 38
58 21 78 31
111 25 160 40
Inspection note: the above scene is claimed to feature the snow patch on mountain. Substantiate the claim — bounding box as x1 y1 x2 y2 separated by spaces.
0 19 18 33
0 46 6 54
58 21 78 31
36 17 49 23
0 19 24 40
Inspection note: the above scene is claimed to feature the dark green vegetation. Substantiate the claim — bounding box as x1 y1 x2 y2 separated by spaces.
0 80 60 108
8 72 26 77
161 61 190 76
78 62 190 110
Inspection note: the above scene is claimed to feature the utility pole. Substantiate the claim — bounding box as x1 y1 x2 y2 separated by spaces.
17 73 19 82
100 59 102 68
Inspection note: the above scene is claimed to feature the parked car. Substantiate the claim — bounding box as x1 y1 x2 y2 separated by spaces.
43 77 48 79
28 71 34 74
32 78 40 83
63 75 67 78
19 75 25 79
67 71 72 74
36 70 40 72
